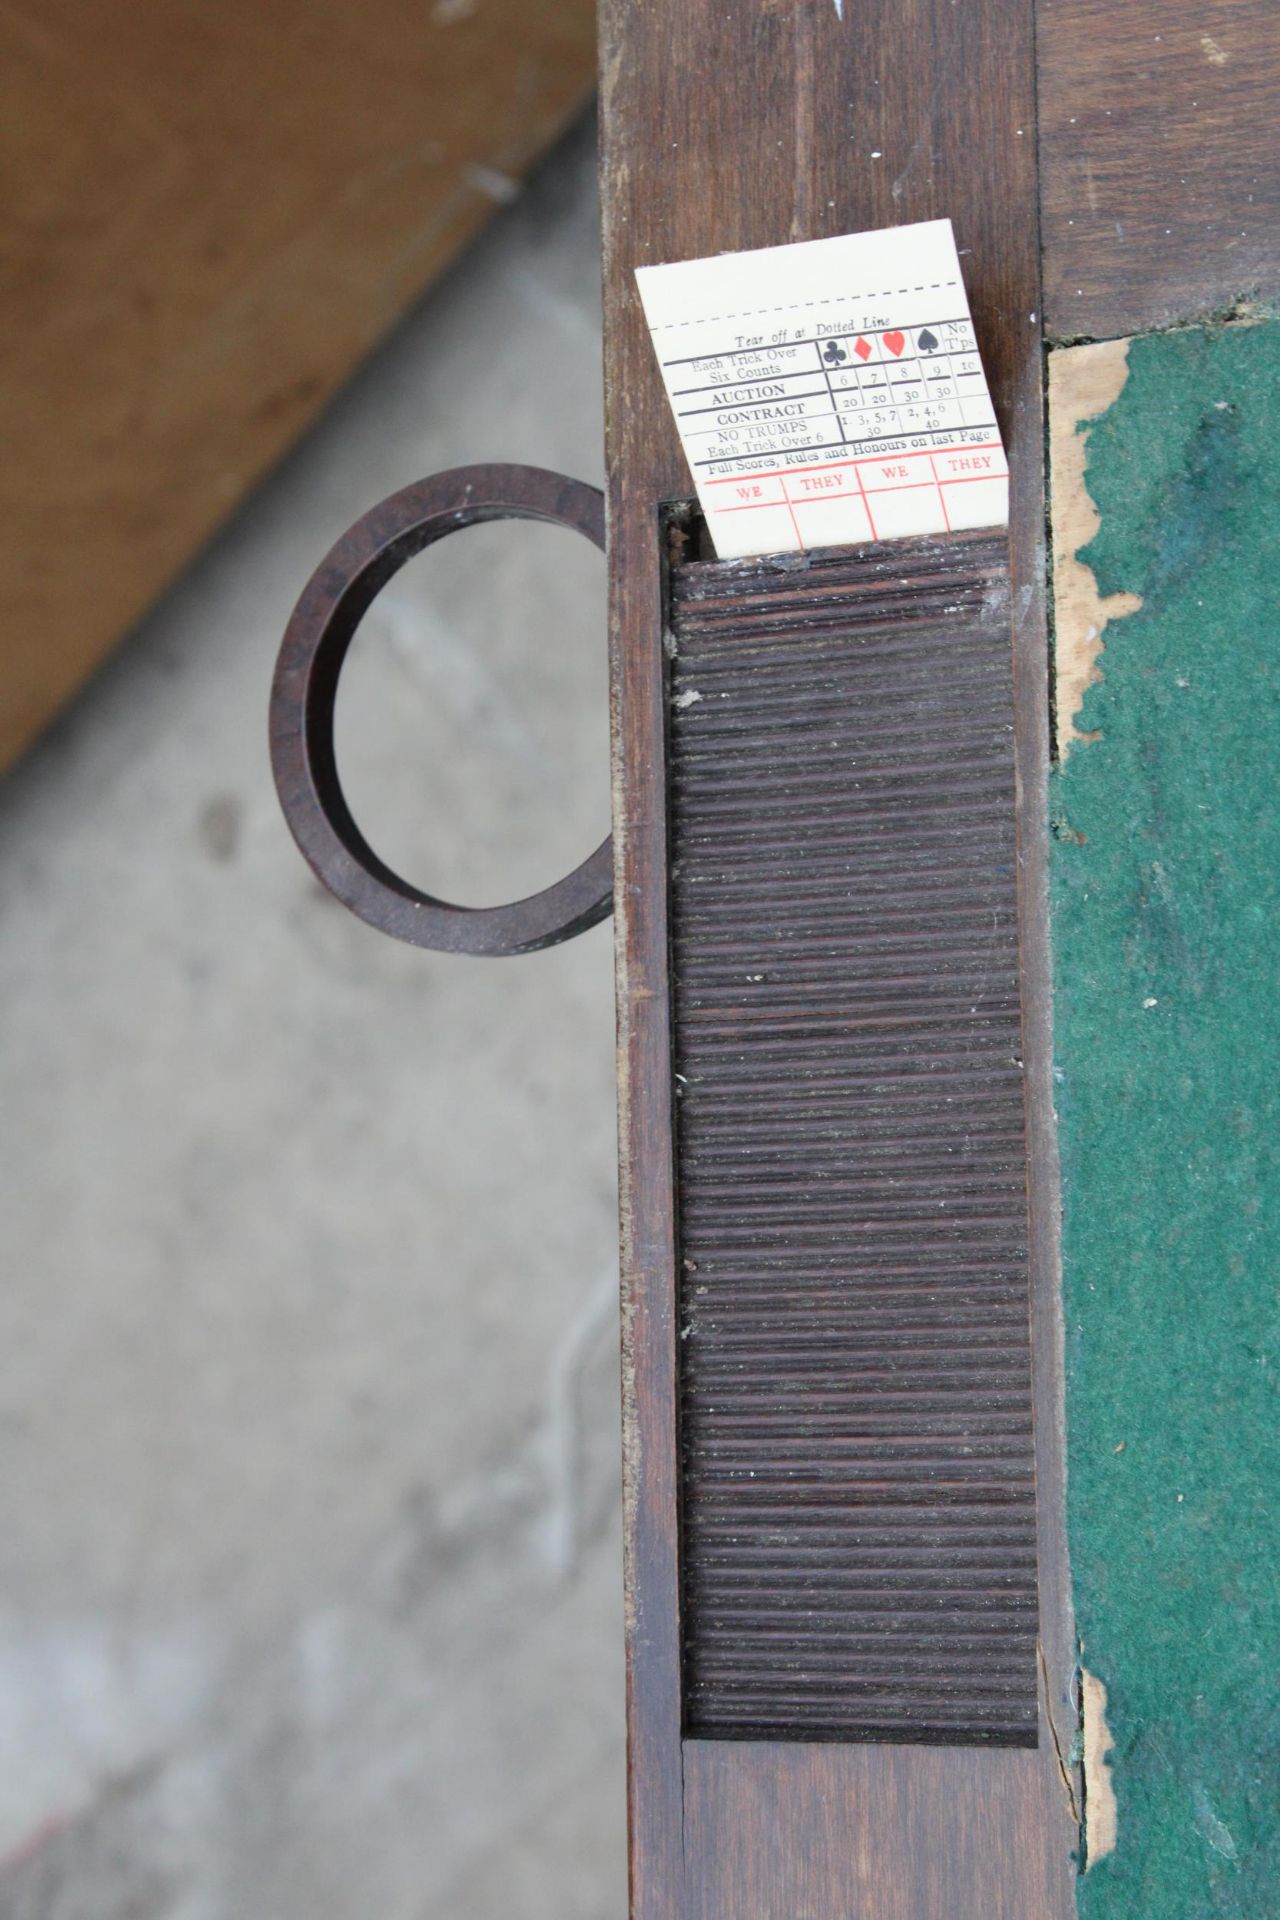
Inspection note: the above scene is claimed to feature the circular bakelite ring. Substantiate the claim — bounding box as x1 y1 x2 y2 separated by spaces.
269 464 610 956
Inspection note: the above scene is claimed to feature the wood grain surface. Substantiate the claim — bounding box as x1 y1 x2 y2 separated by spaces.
1039 0 1280 340
685 1740 1066 1920
0 0 595 770
599 1 1076 1913
668 533 1039 1750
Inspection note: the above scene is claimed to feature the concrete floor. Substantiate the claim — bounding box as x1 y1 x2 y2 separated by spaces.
0 121 625 1920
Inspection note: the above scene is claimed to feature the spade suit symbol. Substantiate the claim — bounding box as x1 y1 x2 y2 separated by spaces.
917 328 940 353
822 341 848 366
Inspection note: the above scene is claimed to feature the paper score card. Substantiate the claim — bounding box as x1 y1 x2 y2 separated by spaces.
635 220 1007 560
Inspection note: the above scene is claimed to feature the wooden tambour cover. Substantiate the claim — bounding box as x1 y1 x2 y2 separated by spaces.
599 2 1077 1916
669 530 1037 1754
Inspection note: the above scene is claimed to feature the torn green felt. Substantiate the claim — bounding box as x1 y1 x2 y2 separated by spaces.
1051 319 1280 1917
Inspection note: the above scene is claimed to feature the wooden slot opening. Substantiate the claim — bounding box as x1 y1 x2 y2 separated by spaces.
665 521 1039 1748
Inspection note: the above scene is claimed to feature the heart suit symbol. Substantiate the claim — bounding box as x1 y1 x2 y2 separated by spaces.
883 330 906 356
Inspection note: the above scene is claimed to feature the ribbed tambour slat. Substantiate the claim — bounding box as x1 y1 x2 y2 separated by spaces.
667 528 1037 1748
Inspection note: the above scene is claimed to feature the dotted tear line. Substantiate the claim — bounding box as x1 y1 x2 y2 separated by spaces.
648 279 960 330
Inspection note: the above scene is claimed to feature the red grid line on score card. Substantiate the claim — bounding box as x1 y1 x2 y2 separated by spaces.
713 473 1007 514
930 454 953 533
849 461 878 543
715 485 852 513
703 440 1004 487
771 463 880 541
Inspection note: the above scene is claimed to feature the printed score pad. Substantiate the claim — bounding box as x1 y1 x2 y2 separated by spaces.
636 219 1008 559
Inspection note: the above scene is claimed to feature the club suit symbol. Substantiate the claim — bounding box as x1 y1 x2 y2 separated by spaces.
822 341 848 366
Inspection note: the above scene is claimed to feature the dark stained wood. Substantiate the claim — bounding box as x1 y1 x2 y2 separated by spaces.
598 1 1077 1914
1039 0 1280 340
269 465 612 955
685 1741 1065 1920
669 533 1039 1749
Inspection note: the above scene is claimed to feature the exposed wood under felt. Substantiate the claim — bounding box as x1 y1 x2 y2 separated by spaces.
598 1 1075 1914
1046 337 1139 757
